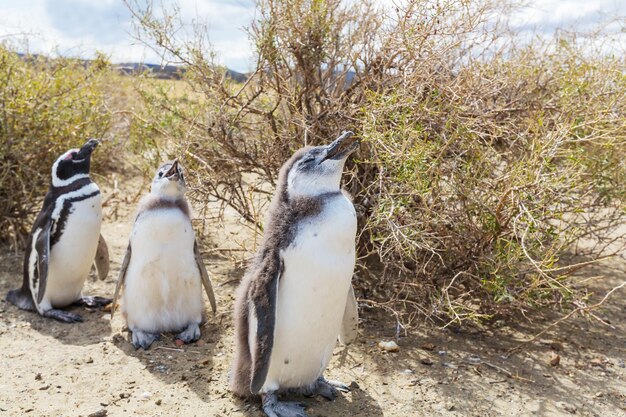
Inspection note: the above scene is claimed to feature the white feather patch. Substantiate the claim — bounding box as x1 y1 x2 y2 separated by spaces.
28 228 43 314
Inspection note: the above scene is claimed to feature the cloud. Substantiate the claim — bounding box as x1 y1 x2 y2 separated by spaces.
0 0 624 72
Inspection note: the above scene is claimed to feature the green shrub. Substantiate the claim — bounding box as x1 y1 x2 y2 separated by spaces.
0 45 112 247
127 0 626 326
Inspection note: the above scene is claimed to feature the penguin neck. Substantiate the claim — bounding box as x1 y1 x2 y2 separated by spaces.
51 173 90 188
50 176 92 193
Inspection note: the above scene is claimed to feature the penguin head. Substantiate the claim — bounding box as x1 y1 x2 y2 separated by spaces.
285 131 358 198
51 139 99 187
151 159 186 198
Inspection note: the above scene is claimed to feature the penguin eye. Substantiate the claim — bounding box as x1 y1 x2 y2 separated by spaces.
158 172 164 178
302 156 315 164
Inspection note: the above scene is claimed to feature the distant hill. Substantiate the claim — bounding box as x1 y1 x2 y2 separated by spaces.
15 52 249 83
116 62 248 82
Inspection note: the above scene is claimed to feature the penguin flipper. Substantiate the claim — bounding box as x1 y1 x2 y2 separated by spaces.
111 244 131 319
338 284 359 345
249 252 283 394
194 239 217 314
93 234 110 280
30 221 52 310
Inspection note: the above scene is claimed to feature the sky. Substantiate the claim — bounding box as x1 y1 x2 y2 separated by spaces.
0 0 624 73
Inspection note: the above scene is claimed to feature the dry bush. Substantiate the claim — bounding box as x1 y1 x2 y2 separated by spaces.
0 45 113 247
127 0 626 327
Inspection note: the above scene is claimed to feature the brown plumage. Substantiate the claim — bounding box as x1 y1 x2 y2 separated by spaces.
230 147 329 397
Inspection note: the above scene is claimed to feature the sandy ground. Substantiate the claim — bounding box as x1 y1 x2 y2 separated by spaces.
0 176 625 417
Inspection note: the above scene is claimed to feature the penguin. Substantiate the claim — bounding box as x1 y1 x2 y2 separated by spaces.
6 139 112 323
230 131 360 417
111 160 217 350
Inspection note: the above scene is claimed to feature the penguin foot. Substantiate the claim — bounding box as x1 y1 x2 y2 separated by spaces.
262 393 308 417
131 330 160 350
73 296 112 308
176 323 201 344
299 377 350 401
6 289 36 311
43 309 84 323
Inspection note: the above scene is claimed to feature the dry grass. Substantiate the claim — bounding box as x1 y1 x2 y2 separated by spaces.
0 46 117 248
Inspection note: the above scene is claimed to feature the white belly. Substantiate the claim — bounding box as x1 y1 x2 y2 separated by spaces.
122 208 203 333
261 194 357 392
45 194 102 308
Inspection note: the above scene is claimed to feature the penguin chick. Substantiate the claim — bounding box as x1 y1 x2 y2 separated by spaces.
111 160 217 350
6 139 111 323
230 131 360 417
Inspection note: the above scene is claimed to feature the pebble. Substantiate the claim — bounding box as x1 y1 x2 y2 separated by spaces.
378 341 399 352
550 354 561 367
466 355 481 364
88 410 107 417
420 357 434 366
140 391 152 400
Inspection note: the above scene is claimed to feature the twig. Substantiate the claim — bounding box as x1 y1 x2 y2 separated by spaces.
483 361 534 383
155 346 184 352
505 280 626 357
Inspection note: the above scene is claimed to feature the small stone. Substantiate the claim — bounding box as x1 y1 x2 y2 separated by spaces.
438 350 447 356
34 373 42 381
155 399 162 406
119 393 130 399
421 343 436 351
618 360 625 368
421 357 434 366
348 381 360 390
88 410 107 417
196 339 206 347
86 357 94 364
447 404 456 411
140 391 152 400
594 392 603 398
550 342 563 351
378 340 399 352
589 358 603 367
466 355 481 364
550 354 561 367
175 339 185 347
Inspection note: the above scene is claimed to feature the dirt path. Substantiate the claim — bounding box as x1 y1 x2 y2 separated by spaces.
0 177 624 417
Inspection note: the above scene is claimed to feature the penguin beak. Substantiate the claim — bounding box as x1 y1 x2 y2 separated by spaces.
318 131 359 164
74 139 99 160
164 159 180 180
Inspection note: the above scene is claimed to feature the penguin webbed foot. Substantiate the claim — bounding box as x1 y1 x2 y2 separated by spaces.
73 296 112 308
262 393 308 417
299 377 350 401
5 289 36 311
43 309 84 323
176 323 201 344
131 330 160 350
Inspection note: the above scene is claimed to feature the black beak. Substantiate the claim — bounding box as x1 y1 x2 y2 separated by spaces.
164 159 180 180
75 138 99 160
319 131 359 164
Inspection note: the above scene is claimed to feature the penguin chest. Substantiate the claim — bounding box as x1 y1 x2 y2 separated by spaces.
123 209 202 333
46 193 103 307
262 196 357 391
